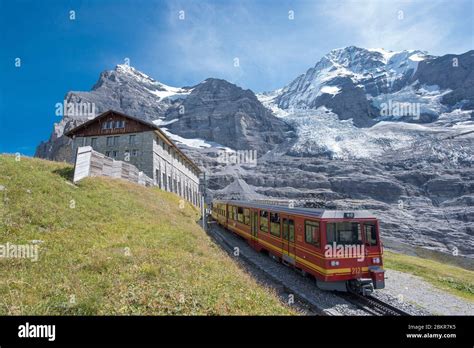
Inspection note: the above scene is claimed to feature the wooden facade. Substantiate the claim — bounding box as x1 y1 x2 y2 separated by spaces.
65 110 200 174
67 113 153 137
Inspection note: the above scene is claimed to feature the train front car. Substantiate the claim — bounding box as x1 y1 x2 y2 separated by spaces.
319 211 385 295
210 200 385 296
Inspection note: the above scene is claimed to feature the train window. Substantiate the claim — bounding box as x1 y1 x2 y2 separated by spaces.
288 219 295 242
244 209 250 225
259 210 268 232
270 213 281 237
305 221 320 247
327 222 362 245
237 207 244 223
229 206 234 220
282 219 289 240
364 222 378 246
282 219 295 242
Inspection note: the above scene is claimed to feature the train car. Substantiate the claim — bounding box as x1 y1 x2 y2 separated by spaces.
211 200 385 295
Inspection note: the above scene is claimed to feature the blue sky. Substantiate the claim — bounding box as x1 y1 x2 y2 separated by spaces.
0 0 473 156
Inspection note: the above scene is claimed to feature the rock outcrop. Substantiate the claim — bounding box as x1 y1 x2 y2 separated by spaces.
165 78 294 152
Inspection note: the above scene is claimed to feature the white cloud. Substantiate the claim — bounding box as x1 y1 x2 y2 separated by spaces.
144 0 473 92
316 0 467 54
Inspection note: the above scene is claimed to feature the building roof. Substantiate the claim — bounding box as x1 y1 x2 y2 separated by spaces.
65 110 201 174
213 200 377 219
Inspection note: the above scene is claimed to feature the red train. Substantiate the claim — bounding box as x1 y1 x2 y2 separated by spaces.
211 200 385 295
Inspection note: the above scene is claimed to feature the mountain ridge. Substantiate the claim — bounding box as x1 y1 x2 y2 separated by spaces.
36 46 474 161
268 46 473 126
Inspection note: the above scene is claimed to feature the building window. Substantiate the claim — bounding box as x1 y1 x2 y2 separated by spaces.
129 135 136 144
162 173 167 190
259 210 268 232
115 120 125 128
305 221 320 247
103 121 114 130
113 136 119 146
112 151 118 158
106 137 113 146
91 138 97 147
156 169 162 188
102 121 113 130
132 149 138 156
270 213 281 237
282 219 295 242
105 151 111 157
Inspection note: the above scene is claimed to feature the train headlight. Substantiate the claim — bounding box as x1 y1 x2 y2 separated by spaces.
372 257 380 264
330 260 340 266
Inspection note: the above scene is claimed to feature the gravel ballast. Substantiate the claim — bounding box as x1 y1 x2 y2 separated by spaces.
375 269 474 315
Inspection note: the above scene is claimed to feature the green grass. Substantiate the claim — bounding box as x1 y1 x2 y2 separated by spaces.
0 155 295 315
384 250 474 302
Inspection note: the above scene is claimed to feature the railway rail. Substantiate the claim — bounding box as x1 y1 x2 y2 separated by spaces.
339 292 411 316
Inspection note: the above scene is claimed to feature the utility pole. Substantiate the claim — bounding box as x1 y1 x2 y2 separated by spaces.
200 171 207 231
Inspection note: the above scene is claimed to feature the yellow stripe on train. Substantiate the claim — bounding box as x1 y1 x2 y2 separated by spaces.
225 223 371 276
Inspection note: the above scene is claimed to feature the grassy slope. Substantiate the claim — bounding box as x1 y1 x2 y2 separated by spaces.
0 155 294 315
384 251 474 302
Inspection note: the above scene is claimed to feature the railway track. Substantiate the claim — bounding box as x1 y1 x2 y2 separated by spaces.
338 292 411 316
207 220 411 316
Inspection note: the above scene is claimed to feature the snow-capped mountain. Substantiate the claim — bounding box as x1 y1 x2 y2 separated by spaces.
261 46 473 127
35 64 198 160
